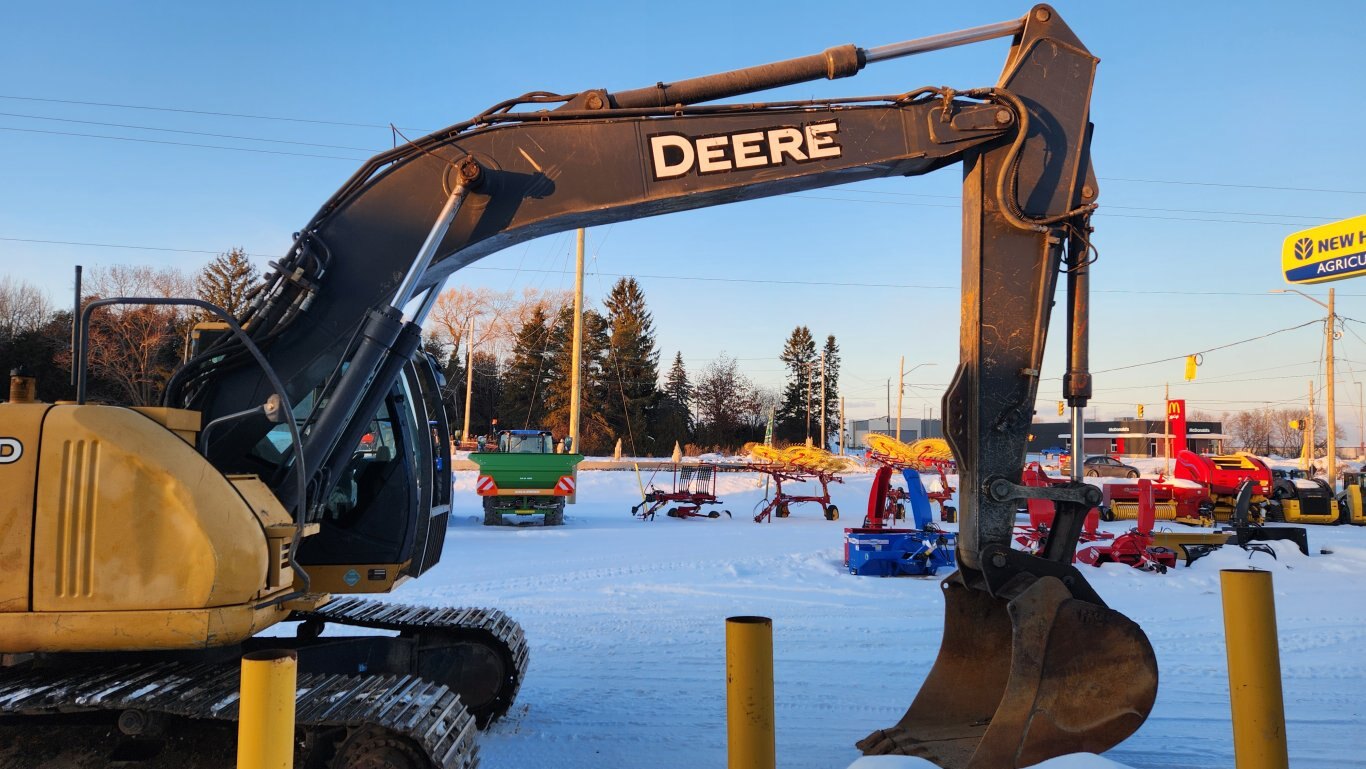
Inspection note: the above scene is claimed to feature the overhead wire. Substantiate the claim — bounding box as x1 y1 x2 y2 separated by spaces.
0 110 379 152
0 93 406 130
0 125 363 161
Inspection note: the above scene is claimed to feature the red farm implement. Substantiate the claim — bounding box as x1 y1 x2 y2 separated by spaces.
1013 465 1176 573
745 444 847 523
632 464 731 520
864 434 958 523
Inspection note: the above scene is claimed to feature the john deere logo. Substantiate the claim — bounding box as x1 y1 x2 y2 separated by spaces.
1293 237 1314 261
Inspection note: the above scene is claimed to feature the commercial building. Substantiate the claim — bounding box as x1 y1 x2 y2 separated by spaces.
1026 418 1225 458
849 418 943 449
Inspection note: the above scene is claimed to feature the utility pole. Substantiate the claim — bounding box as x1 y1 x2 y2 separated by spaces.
1358 381 1363 459
819 351 827 450
569 228 585 450
1271 288 1339 484
804 363 812 444
1327 288 1337 488
885 378 891 439
896 355 905 444
1305 380 1315 473
839 396 845 455
462 317 474 443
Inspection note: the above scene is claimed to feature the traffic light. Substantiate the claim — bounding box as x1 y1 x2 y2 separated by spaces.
1137 404 1144 419
1289 419 1300 430
1057 401 1065 416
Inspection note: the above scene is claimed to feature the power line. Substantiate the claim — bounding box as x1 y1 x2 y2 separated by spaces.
1040 320 1324 379
790 193 1328 227
0 110 379 152
0 125 362 161
10 235 1366 299
0 93 401 130
1100 176 1366 196
4 92 1364 199
837 187 1344 221
0 236 235 256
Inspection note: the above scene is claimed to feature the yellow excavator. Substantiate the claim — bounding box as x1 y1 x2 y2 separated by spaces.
0 6 1156 768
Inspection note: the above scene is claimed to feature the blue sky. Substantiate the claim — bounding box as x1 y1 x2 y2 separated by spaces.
3 0 1364 442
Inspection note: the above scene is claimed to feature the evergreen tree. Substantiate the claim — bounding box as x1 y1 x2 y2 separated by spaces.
498 305 553 431
655 351 693 452
775 326 816 443
602 278 659 455
543 306 613 453
421 335 466 438
469 350 502 435
822 335 841 449
195 248 258 318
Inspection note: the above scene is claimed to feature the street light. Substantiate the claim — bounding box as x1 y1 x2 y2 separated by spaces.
897 361 938 441
1269 288 1339 487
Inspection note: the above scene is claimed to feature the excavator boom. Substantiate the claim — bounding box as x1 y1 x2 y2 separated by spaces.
3 6 1154 768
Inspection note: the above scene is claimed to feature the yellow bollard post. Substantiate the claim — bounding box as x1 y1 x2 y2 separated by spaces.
237 649 298 769
1220 569 1289 769
726 616 775 769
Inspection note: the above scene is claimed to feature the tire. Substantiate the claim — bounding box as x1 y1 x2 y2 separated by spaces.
482 498 503 526
708 511 720 519
1125 470 1139 479
825 505 840 521
942 506 957 523
544 501 565 526
1100 506 1116 522
894 503 906 520
1085 469 1099 478
776 504 790 518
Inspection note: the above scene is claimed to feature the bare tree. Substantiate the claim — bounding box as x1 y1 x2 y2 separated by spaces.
0 276 53 338
425 286 569 362
693 353 759 450
79 265 195 406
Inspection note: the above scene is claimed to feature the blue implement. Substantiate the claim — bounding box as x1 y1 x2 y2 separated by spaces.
843 528 958 577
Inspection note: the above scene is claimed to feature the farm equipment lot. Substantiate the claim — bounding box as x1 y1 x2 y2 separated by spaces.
378 468 1366 769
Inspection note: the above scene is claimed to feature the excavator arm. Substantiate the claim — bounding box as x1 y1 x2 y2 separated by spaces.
166 6 1153 767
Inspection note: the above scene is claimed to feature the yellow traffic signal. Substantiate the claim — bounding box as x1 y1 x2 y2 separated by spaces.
1184 355 1198 381
1057 401 1065 416
1137 404 1144 419
1289 419 1300 430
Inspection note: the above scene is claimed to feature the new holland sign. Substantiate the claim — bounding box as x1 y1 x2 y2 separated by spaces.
1282 214 1366 284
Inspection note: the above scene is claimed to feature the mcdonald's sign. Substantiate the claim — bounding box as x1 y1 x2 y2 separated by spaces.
1166 399 1187 454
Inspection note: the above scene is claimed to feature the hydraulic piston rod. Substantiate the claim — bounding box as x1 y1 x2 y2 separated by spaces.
610 14 1026 109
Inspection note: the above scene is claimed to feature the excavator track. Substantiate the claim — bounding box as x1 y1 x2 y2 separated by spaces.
0 660 478 769
289 598 530 728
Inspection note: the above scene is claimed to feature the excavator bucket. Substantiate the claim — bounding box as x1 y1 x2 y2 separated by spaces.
858 572 1156 768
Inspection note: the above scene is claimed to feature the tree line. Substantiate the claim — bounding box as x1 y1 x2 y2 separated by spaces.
0 251 844 456
427 283 843 456
1214 407 1348 457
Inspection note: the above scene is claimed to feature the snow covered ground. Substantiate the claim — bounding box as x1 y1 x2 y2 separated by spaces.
383 467 1366 769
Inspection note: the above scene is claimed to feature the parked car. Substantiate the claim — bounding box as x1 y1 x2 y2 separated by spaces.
1081 455 1140 478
